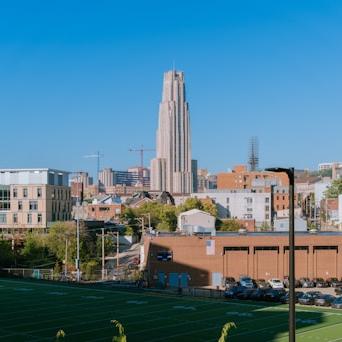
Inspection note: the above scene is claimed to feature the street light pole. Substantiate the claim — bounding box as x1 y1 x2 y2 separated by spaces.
266 167 295 342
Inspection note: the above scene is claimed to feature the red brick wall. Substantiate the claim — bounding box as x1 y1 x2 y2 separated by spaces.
144 234 342 286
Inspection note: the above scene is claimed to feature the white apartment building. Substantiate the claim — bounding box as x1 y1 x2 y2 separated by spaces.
191 190 271 226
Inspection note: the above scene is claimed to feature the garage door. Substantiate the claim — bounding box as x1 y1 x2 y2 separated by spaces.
315 250 337 278
225 251 248 279
284 250 308 278
255 250 278 279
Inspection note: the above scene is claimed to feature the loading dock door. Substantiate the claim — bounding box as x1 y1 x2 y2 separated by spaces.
284 250 308 278
315 250 337 278
225 251 248 279
255 251 278 279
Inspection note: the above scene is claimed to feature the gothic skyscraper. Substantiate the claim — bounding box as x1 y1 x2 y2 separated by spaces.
151 70 194 194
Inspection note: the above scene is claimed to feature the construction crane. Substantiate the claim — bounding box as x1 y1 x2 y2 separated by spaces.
83 151 104 184
129 145 155 185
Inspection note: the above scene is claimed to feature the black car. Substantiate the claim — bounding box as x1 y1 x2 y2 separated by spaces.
236 288 255 300
299 278 315 288
313 278 329 288
331 296 342 309
264 289 285 302
224 286 246 299
314 294 336 307
298 292 321 305
224 277 237 289
335 287 342 295
327 278 342 288
280 291 304 304
248 288 265 301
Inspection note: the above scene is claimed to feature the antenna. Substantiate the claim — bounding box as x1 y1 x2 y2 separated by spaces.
83 151 104 184
248 136 259 172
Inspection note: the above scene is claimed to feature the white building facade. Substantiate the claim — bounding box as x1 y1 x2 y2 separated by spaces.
191 190 271 226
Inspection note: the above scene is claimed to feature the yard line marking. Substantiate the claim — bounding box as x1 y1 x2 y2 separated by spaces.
173 305 196 310
295 321 342 337
47 291 68 296
126 300 148 304
81 295 104 300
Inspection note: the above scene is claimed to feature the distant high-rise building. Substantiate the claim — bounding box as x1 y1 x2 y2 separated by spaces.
151 70 194 194
99 168 114 188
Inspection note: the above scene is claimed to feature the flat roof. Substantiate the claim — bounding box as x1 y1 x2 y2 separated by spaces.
0 168 70 174
147 231 342 237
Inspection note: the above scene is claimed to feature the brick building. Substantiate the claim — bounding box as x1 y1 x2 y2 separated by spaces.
144 232 342 287
217 165 289 190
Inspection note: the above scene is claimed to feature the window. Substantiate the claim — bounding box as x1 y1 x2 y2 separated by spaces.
247 208 253 212
37 188 42 198
226 197 229 204
265 197 269 203
13 188 17 198
246 197 253 204
27 214 32 224
265 205 270 211
276 196 279 200
265 214 269 220
18 201 23 210
23 188 28 198
283 205 285 210
29 201 38 211
0 213 7 223
13 213 17 224
282 196 285 200
0 187 10 211
38 213 42 224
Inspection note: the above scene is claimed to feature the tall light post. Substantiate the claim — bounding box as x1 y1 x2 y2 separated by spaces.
266 167 295 342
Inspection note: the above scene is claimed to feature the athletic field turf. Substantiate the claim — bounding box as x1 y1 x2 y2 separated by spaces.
1 278 342 341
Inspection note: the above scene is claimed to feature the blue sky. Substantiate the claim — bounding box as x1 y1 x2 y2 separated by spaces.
1 0 342 176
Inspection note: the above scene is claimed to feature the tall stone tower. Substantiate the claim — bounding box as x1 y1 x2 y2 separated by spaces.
151 70 193 194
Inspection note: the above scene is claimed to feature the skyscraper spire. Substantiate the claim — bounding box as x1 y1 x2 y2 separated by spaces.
151 70 193 194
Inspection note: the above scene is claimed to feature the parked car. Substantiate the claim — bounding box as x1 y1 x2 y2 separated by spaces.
331 297 342 309
299 277 315 288
236 288 254 300
335 287 342 295
313 278 329 288
249 288 267 301
224 277 237 289
280 291 304 304
254 279 269 289
298 292 321 305
264 289 285 302
314 294 336 307
224 286 246 299
327 278 342 288
268 278 284 290
283 277 301 288
239 276 254 288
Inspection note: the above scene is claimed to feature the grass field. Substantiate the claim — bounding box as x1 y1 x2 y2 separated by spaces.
1 278 342 342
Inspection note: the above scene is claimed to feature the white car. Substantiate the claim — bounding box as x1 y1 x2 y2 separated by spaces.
268 278 284 289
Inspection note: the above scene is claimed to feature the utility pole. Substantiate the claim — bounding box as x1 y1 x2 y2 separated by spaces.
96 228 106 281
64 237 68 278
107 231 120 271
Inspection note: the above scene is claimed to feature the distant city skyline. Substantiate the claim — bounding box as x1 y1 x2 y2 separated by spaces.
1 1 342 176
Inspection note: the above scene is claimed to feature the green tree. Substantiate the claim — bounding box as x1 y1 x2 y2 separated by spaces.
324 179 342 198
218 322 236 342
0 239 14 267
45 221 77 263
20 233 50 267
111 320 127 342
217 219 241 232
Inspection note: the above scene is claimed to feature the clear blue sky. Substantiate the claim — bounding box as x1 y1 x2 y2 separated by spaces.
1 0 342 176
